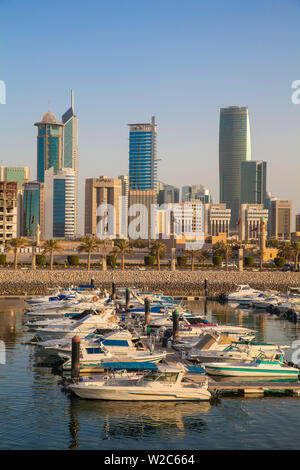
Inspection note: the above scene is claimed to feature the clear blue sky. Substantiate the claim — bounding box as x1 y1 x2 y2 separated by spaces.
1 0 300 233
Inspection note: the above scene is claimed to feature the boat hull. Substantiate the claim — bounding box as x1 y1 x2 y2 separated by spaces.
204 364 300 377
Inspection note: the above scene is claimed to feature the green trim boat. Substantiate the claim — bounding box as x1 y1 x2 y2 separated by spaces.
203 351 300 378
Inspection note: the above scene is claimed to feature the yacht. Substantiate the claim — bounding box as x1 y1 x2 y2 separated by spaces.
67 364 212 401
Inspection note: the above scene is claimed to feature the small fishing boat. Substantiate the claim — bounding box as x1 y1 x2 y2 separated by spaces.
67 364 212 401
203 351 300 378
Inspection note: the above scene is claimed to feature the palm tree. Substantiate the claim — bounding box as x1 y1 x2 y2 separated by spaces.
42 239 64 270
291 241 300 270
77 236 100 271
98 238 111 271
6 237 29 270
149 241 166 271
278 241 293 263
213 241 232 271
184 249 208 271
111 239 134 271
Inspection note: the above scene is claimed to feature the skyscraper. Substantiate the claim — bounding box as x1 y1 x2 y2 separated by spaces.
44 167 76 239
240 161 267 207
22 181 44 239
34 112 64 183
219 106 251 228
128 116 157 191
270 200 292 240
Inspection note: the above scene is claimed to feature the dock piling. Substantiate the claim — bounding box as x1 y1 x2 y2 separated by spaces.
71 335 81 383
145 297 150 328
172 309 180 343
125 287 130 311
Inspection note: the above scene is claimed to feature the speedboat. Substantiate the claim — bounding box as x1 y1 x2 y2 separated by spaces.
227 285 264 304
187 343 278 364
67 364 212 401
203 351 300 378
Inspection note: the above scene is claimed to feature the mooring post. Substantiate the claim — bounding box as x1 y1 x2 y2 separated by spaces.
91 278 94 288
71 335 81 383
172 309 180 343
145 297 150 327
125 287 130 311
112 281 116 300
204 278 208 298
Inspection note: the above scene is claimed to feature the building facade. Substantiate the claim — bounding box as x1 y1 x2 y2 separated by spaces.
270 200 292 240
85 176 123 238
128 116 157 191
128 190 157 240
296 214 300 233
35 112 64 183
239 204 269 241
204 203 231 237
0 166 30 190
240 160 267 207
158 183 180 206
44 168 76 239
22 181 44 239
219 106 251 228
0 182 18 246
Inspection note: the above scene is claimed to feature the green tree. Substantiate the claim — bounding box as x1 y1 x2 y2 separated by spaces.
184 249 208 271
111 239 134 270
213 241 232 271
291 241 300 270
42 239 64 270
77 236 100 271
149 241 166 271
278 242 293 263
5 237 29 270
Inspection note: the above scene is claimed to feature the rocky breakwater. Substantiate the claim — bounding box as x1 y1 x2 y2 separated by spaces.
0 269 299 297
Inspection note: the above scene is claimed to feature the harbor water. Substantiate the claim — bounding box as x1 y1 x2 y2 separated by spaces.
1 298 300 450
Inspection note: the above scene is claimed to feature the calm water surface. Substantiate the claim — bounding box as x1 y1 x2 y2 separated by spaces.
1 299 300 450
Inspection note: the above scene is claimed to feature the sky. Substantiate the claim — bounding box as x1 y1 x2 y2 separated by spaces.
0 0 300 233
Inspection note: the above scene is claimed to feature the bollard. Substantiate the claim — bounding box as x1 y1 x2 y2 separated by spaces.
71 335 81 383
145 297 150 327
125 287 130 311
91 278 95 288
112 281 116 300
204 278 208 298
172 309 180 343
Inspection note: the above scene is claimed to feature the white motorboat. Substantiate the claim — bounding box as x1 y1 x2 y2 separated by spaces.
33 309 120 341
67 364 212 401
203 351 300 378
227 284 264 304
187 343 278 364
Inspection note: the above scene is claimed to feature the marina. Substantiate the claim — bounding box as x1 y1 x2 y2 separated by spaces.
2 283 300 449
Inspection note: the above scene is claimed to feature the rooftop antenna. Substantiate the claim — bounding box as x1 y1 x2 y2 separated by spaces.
71 89 74 111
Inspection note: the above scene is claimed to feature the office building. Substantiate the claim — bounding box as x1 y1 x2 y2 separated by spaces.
22 181 44 239
128 116 157 191
270 200 292 240
85 176 123 238
204 203 231 237
182 185 212 204
239 204 269 241
128 190 157 239
44 168 76 239
296 214 300 232
219 106 251 228
0 182 18 245
0 166 30 190
34 111 64 183
158 183 180 206
240 161 267 206
118 174 129 238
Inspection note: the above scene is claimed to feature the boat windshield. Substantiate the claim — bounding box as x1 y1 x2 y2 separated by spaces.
142 371 179 383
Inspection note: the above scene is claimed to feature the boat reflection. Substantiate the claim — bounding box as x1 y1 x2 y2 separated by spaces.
68 395 211 449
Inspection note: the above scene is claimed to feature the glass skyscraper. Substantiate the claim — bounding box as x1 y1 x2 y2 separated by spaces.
219 106 251 228
35 112 64 183
23 182 42 237
240 161 267 207
128 116 157 191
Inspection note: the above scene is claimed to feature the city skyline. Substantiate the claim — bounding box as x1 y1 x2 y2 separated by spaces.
1 0 300 233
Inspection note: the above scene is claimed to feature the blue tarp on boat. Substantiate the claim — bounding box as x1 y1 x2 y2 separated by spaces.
186 366 206 374
100 362 158 370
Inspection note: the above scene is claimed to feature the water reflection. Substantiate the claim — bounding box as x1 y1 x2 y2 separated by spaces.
67 395 210 448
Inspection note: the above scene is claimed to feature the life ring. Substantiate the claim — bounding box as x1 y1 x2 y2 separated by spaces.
93 296 98 302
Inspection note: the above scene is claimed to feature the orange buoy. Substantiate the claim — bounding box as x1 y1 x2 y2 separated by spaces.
93 296 98 302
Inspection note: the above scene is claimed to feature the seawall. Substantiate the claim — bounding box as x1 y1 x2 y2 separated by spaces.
0 269 299 297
